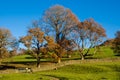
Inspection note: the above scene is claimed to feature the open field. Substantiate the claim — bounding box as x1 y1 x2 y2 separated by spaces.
0 59 120 80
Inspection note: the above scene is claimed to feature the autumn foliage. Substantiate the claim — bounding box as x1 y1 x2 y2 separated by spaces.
0 5 108 67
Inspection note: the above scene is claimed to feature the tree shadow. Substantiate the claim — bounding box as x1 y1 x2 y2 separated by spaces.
1 61 37 65
1 59 53 66
42 74 69 80
114 54 120 56
62 56 99 61
100 65 120 79
85 56 99 59
25 56 36 59
0 65 16 70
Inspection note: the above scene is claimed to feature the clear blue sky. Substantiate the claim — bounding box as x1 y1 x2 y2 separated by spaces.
0 0 120 39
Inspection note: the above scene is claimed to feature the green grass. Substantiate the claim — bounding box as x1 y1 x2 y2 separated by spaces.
1 61 120 80
3 55 36 62
93 46 115 58
62 46 116 60
39 61 120 80
0 46 120 80
0 73 50 80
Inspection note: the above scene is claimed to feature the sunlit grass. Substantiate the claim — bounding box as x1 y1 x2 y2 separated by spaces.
39 61 120 80
93 46 115 58
0 46 120 80
1 61 120 80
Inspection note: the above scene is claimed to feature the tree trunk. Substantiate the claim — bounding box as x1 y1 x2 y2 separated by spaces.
79 50 84 60
37 57 40 68
78 48 85 60
81 38 85 60
0 59 1 64
56 32 60 44
80 53 84 60
93 46 98 55
57 57 61 63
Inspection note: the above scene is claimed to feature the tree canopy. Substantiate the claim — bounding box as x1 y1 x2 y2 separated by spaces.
0 28 18 58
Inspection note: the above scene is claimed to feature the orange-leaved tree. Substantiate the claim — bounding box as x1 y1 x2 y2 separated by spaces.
19 26 59 67
20 27 45 68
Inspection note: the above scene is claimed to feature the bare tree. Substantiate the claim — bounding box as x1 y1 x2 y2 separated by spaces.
74 18 106 60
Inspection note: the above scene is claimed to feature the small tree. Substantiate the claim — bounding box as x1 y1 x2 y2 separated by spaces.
112 30 120 55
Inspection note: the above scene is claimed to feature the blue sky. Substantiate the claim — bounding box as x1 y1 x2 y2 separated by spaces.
0 0 120 39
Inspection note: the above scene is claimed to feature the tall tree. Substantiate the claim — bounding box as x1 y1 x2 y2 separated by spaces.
0 28 17 58
43 5 79 62
112 30 120 55
74 18 106 60
43 5 78 43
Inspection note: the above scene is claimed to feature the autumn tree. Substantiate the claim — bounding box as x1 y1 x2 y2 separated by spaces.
112 30 120 55
0 28 18 58
74 18 106 60
43 5 79 62
20 27 44 67
19 26 59 67
44 36 62 63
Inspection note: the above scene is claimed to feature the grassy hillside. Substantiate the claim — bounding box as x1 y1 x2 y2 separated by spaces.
0 46 120 80
0 60 120 80
93 46 115 58
40 61 120 80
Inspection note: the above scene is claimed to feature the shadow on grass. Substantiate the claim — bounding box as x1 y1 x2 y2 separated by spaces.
62 56 98 61
1 61 37 65
114 54 120 56
101 65 120 79
43 74 69 80
25 56 36 59
0 65 16 70
1 59 55 69
0 64 32 70
85 56 99 59
102 65 120 72
1 60 53 65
